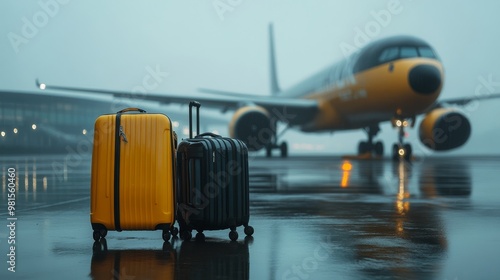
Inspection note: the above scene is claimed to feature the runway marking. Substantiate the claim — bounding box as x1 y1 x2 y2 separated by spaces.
0 197 90 216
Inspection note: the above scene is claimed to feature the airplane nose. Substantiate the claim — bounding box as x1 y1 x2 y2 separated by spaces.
408 64 442 95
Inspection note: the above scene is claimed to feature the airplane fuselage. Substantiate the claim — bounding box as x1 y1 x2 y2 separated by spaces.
282 36 444 132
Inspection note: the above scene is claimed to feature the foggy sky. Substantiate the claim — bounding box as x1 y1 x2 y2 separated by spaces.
1 0 500 155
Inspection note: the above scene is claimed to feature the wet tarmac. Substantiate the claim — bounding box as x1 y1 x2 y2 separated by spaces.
1 154 500 279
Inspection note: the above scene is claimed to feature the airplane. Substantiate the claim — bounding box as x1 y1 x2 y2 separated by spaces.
36 24 500 160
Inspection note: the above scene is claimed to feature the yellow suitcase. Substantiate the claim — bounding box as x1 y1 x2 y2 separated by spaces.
90 108 178 241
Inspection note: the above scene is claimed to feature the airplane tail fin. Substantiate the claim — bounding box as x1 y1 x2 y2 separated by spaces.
269 23 281 96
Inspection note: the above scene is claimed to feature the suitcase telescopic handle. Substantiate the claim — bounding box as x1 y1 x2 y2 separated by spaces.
117 108 146 114
189 101 201 138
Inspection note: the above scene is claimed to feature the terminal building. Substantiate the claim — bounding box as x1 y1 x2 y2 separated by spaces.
0 90 227 154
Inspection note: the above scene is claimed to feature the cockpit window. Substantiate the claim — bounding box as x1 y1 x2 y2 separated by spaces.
418 47 437 58
377 46 438 64
378 47 399 63
400 47 419 58
352 36 440 74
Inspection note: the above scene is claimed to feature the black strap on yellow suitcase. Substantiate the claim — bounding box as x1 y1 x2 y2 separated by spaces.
113 108 146 231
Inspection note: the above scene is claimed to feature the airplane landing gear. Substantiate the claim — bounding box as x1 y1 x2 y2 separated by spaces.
392 118 413 161
358 125 384 157
266 141 288 157
265 121 288 158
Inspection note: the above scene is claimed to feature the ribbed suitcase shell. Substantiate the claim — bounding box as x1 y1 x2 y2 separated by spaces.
177 137 249 228
176 102 253 241
90 110 176 238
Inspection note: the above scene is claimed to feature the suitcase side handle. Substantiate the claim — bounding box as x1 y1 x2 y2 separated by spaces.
189 101 201 138
117 108 146 114
196 132 221 138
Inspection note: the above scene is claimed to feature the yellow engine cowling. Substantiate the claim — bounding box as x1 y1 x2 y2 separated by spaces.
229 106 272 151
419 108 471 151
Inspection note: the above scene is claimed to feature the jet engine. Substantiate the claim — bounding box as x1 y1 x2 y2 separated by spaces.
419 108 471 151
229 106 272 151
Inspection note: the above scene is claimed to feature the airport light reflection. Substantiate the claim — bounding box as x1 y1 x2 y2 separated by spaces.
394 160 410 237
32 124 37 130
396 160 410 215
39 83 46 90
1 131 5 137
341 160 352 188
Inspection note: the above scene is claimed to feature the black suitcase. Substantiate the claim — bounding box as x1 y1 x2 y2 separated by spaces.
176 101 254 241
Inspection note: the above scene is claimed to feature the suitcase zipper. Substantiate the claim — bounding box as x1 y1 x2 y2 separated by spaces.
119 126 128 143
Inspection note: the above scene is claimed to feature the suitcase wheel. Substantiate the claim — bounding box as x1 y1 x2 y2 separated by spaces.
244 226 254 236
180 230 192 241
162 231 171 242
229 230 238 241
92 231 100 241
92 229 107 241
171 227 179 237
195 232 205 242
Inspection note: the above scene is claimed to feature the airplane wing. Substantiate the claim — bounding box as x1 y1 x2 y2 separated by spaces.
428 93 500 111
36 80 319 124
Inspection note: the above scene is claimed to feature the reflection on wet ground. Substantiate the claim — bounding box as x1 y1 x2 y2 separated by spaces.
1 155 500 279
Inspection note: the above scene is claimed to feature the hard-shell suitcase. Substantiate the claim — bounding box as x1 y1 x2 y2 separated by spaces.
176 101 254 241
90 108 178 241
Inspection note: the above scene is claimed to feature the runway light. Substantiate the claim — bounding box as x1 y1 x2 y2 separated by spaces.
13 128 18 134
1 131 5 137
172 121 179 128
398 148 405 156
342 161 352 171
39 83 46 90
32 124 37 130
402 120 408 127
396 120 402 127
82 129 87 135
